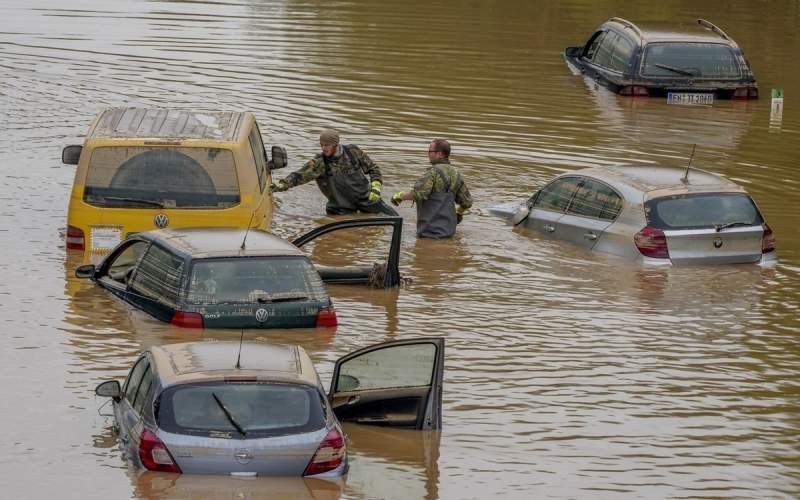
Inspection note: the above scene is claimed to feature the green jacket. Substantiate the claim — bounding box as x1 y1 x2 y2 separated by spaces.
282 145 383 189
411 159 472 209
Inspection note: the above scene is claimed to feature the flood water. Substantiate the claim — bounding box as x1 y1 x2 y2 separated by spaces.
2 0 800 498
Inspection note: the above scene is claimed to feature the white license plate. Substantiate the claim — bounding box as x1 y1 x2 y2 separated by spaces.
90 226 122 251
667 92 714 105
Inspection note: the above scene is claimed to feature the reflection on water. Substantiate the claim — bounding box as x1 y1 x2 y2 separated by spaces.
2 0 800 498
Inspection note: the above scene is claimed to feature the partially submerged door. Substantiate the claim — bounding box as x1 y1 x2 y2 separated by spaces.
292 217 403 287
328 338 444 430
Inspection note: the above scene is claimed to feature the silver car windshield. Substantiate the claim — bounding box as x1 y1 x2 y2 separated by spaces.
641 43 741 79
157 382 326 438
645 193 763 230
187 257 328 305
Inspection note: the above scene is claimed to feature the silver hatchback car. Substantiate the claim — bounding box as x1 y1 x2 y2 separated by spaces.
510 165 776 265
95 338 443 476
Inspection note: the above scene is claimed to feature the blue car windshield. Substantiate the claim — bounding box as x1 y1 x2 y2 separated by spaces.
641 43 741 79
187 256 328 305
645 193 763 230
158 382 326 438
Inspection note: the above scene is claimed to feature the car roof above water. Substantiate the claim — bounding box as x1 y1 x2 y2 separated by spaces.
572 165 746 198
150 341 319 387
604 18 739 46
88 107 248 142
142 227 306 259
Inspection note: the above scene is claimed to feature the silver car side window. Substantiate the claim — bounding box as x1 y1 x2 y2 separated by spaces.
533 177 582 213
123 357 149 403
567 179 623 220
337 343 436 392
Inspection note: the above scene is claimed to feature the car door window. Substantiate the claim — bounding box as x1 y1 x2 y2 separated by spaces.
608 34 635 73
584 31 607 60
133 364 154 416
104 240 149 285
532 177 581 213
336 343 436 392
567 179 623 220
123 357 148 403
248 125 267 193
129 244 185 306
592 31 618 68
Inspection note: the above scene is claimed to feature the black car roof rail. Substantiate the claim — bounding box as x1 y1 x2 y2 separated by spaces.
697 19 731 40
607 17 642 37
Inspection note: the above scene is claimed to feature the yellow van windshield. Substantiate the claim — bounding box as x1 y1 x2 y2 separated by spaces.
83 147 240 208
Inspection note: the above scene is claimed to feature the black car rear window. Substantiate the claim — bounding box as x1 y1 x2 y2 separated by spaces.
186 256 328 305
157 382 326 438
84 146 240 208
645 193 763 230
641 43 741 79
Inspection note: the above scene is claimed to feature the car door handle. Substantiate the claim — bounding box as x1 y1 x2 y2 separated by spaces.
346 395 360 405
543 224 556 233
583 232 597 241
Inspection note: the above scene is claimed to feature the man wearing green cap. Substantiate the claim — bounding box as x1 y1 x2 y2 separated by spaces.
390 139 472 239
271 129 398 216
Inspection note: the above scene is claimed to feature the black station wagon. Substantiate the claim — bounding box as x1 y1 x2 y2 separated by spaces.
564 18 758 103
76 218 402 328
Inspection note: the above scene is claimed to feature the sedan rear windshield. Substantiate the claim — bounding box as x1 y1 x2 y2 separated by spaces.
157 382 326 438
84 146 240 209
641 43 741 79
187 256 328 305
645 193 763 230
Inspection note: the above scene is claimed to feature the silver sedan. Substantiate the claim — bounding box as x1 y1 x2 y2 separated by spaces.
508 165 776 265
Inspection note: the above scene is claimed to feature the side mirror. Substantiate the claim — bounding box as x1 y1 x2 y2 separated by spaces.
565 46 581 58
269 145 287 170
62 145 82 165
95 380 122 400
75 264 96 279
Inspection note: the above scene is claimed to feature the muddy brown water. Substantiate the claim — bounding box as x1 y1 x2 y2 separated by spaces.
2 0 800 498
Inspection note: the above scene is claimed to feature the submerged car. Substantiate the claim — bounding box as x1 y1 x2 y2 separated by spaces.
75 217 403 328
62 107 287 254
564 18 758 103
94 338 444 476
510 165 776 265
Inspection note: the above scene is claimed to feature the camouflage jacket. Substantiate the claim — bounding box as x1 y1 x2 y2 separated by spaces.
282 145 383 187
411 159 472 209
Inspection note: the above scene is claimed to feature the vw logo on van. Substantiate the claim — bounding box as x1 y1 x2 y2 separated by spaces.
154 213 169 228
255 308 269 323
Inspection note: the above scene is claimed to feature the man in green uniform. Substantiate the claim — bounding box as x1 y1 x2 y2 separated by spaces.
391 139 472 239
271 129 398 216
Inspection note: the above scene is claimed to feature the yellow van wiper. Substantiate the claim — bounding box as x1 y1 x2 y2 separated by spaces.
100 196 165 208
654 63 696 76
212 392 246 436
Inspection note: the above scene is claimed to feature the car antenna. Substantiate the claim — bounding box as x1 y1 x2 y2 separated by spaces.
235 329 245 369
681 144 696 185
240 211 256 251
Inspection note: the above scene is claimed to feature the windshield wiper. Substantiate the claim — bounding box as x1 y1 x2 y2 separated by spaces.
211 392 246 436
95 196 165 208
714 221 753 232
257 294 308 303
654 63 696 76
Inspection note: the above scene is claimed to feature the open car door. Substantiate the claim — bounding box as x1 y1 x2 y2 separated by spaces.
328 338 444 430
291 217 402 288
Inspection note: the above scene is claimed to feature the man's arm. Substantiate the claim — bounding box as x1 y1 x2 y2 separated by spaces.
280 157 324 188
455 176 473 210
410 169 437 204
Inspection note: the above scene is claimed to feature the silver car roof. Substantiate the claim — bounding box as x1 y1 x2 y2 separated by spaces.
149 341 319 387
144 227 306 259
89 108 247 141
565 165 747 200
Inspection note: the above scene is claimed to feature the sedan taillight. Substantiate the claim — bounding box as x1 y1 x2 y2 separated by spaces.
762 223 776 253
619 86 649 97
303 428 346 476
139 429 181 473
732 87 758 100
170 311 204 328
66 225 85 251
634 226 669 259
315 306 338 328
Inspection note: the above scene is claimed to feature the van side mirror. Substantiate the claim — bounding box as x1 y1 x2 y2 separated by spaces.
269 145 287 170
75 264 96 279
62 145 82 165
95 380 122 400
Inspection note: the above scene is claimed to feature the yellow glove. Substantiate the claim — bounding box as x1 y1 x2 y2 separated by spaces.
368 181 382 203
391 191 405 206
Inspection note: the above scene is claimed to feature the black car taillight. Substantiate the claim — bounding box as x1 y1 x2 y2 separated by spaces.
170 311 204 328
732 87 758 100
634 226 669 259
619 86 649 97
303 428 346 476
66 225 85 251
139 429 181 473
762 223 776 253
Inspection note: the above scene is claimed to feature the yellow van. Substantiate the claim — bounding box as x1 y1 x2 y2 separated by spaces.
62 108 286 254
